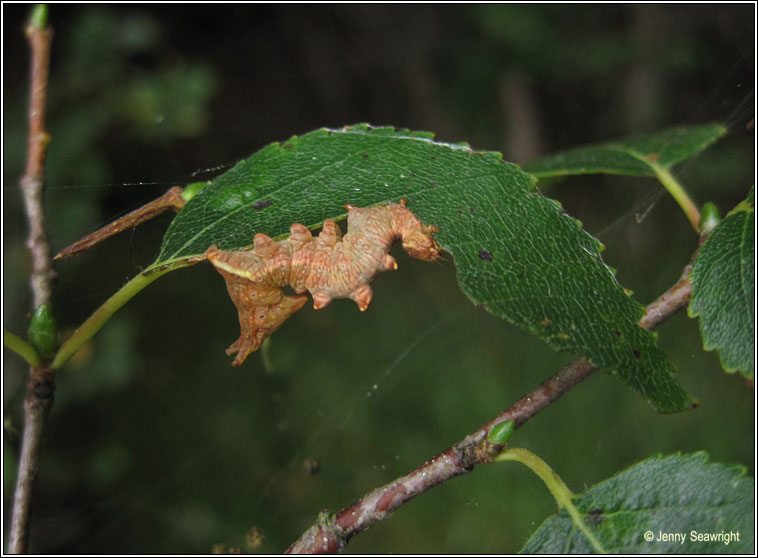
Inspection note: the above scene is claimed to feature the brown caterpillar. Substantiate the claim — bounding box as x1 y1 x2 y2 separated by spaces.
206 200 441 365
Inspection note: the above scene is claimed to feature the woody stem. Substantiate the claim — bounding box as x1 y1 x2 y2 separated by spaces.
9 7 54 553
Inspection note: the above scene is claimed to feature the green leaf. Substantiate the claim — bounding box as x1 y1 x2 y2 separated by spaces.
521 453 754 554
688 189 755 378
156 126 441 262
522 123 726 178
156 124 694 412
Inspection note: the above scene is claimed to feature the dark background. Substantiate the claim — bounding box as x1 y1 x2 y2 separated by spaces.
3 4 754 553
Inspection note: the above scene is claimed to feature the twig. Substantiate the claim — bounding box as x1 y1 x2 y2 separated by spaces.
8 8 55 554
54 186 186 260
8 369 56 554
286 247 696 553
20 9 54 308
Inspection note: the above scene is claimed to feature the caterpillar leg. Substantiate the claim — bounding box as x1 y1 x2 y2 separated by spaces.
381 254 398 271
312 290 333 310
349 283 374 312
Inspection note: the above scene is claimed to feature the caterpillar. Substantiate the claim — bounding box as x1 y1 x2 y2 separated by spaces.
206 199 441 365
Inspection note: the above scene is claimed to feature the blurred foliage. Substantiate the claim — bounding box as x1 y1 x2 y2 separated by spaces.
3 3 754 554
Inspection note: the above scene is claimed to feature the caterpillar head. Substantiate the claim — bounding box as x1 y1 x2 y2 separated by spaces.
391 201 442 262
400 222 441 262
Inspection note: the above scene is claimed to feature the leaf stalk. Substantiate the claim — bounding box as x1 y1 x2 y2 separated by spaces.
650 161 700 232
50 268 169 369
494 447 608 554
4 330 42 368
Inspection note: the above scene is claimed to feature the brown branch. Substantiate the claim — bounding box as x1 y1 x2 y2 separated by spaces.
286 250 697 554
8 368 56 554
8 12 55 555
54 186 186 260
20 15 54 308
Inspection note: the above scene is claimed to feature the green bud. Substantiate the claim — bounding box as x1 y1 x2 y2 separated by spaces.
28 303 59 360
30 4 48 29
487 420 515 445
699 202 720 234
181 181 209 203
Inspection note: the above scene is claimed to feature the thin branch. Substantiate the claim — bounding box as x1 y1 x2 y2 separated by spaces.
9 8 55 554
20 9 54 308
54 186 186 260
286 246 697 554
8 369 56 554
